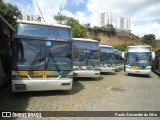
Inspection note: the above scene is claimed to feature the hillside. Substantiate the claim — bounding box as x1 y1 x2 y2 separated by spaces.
87 31 144 47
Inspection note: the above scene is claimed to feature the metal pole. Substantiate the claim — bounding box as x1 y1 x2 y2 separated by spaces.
36 1 45 22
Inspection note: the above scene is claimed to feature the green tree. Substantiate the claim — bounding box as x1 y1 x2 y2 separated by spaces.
114 43 135 51
93 37 101 42
87 24 116 36
106 24 116 36
54 13 87 38
54 12 67 24
142 34 157 48
0 0 21 27
72 24 86 38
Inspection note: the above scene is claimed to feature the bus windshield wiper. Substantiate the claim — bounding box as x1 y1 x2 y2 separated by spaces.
29 51 40 72
50 54 61 74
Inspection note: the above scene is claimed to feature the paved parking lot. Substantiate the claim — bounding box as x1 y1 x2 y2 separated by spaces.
0 71 160 120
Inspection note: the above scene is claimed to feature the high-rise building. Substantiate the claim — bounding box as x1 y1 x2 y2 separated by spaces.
97 12 112 27
20 15 41 22
117 16 130 30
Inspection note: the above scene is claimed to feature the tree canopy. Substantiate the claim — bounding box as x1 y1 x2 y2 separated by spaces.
54 13 86 38
88 24 116 36
0 0 21 27
142 34 157 48
114 43 135 52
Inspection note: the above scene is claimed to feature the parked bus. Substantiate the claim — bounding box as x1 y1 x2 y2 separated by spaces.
99 45 115 73
0 15 14 87
122 45 155 76
152 49 160 75
73 38 100 77
115 49 124 70
114 49 121 71
12 20 73 92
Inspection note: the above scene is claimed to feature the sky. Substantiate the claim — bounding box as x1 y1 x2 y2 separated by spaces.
4 0 160 39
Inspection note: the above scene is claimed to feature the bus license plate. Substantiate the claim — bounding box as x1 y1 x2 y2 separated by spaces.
15 84 26 90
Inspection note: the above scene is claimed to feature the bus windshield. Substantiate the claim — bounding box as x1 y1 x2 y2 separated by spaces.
73 48 99 67
126 52 151 66
13 39 72 71
115 51 122 64
126 47 152 66
100 47 115 65
100 52 115 65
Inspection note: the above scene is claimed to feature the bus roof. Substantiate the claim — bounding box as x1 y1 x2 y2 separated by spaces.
99 45 113 48
127 45 151 48
127 45 152 52
17 20 71 29
73 38 99 43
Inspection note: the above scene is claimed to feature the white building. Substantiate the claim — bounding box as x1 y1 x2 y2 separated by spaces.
97 12 112 27
20 15 41 22
117 16 130 30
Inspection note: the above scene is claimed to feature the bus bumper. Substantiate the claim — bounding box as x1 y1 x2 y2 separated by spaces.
73 70 100 78
115 66 121 71
119 65 124 70
12 78 73 92
100 67 115 73
126 68 151 75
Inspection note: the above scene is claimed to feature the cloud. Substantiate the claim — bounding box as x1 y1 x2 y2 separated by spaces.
32 0 67 23
86 0 160 22
131 22 160 39
4 0 33 14
86 0 160 39
61 9 74 17
74 11 90 24
4 0 160 39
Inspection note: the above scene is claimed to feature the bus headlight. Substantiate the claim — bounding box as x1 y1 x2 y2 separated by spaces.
100 64 103 67
145 66 151 70
126 65 131 69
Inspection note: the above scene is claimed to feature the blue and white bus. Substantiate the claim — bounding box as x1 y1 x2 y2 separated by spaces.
122 45 155 76
99 45 115 73
115 49 123 70
73 38 100 77
12 20 73 92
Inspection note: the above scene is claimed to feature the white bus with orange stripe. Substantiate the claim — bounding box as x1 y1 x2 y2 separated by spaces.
12 20 73 92
99 45 116 73
73 38 100 77
122 45 155 76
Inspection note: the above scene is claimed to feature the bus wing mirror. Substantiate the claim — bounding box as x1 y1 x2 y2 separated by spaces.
152 52 155 60
122 52 125 59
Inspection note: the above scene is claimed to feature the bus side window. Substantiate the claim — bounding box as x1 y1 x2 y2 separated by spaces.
73 46 78 59
16 41 25 62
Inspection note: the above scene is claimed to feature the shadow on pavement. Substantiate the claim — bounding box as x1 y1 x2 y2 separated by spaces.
127 73 150 78
73 76 103 81
100 72 116 75
0 82 29 120
0 80 85 116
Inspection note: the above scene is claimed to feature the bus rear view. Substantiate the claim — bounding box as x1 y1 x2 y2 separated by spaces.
123 45 155 76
